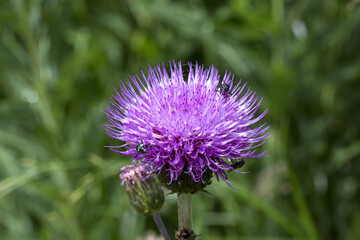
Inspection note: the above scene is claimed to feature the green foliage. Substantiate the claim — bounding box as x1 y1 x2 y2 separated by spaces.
1 0 360 239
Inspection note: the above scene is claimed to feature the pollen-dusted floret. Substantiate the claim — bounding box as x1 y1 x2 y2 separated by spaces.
104 61 269 191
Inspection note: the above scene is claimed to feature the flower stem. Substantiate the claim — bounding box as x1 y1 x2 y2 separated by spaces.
152 212 171 240
177 193 196 239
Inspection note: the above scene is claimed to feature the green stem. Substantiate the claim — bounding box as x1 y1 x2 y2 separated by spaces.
177 193 194 239
152 212 171 240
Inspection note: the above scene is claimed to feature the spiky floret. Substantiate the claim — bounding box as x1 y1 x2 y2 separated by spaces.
104 61 269 188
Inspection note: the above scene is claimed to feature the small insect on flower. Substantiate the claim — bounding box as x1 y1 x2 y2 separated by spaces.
217 83 232 97
230 159 245 170
135 140 149 157
136 141 148 154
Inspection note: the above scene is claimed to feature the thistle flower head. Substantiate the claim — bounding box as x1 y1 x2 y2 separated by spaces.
105 61 269 191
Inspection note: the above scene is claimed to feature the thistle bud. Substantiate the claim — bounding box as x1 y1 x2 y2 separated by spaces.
120 165 164 215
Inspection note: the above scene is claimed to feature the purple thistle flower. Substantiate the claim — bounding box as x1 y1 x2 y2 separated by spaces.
104 61 269 189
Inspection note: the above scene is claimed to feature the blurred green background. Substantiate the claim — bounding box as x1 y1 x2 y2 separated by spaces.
1 0 360 239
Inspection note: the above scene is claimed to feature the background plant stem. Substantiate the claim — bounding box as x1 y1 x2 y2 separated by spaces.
152 212 171 240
